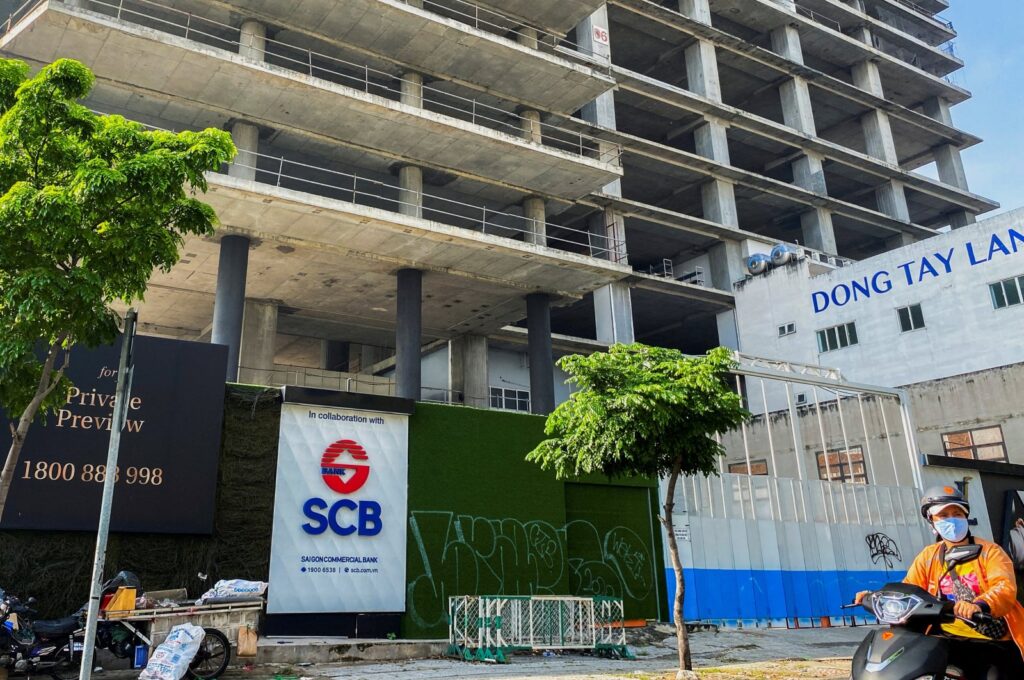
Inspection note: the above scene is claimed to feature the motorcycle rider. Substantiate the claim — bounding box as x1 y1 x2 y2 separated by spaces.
856 485 1024 679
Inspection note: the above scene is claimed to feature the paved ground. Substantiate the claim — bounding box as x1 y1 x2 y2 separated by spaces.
202 626 867 680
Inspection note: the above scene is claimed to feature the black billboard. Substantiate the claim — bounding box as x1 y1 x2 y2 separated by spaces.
0 336 228 534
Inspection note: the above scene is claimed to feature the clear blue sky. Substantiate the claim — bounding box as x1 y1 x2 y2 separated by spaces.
942 0 1024 214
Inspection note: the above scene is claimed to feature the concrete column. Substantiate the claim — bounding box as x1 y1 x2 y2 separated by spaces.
886 231 916 249
67 0 87 7
239 19 266 62
578 8 635 347
526 294 555 415
709 241 743 350
449 335 489 408
398 165 423 218
694 118 739 228
395 269 422 400
679 0 712 25
852 60 911 223
229 121 259 182
708 240 743 293
400 72 423 108
522 196 547 246
771 25 817 135
685 40 723 102
359 344 386 374
211 235 250 381
321 340 350 372
793 152 837 253
516 26 540 50
594 282 635 345
922 97 975 228
519 109 543 144
877 181 911 222
239 299 278 375
587 207 627 262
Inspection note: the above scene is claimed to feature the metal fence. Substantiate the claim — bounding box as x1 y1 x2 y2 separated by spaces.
448 595 628 662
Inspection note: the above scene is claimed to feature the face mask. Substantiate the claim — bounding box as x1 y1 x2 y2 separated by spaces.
934 517 969 542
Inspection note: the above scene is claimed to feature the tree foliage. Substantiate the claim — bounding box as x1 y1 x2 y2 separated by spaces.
0 57 235 517
528 344 747 480
527 344 748 675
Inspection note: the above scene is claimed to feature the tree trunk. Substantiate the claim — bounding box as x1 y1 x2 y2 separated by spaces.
0 343 66 522
661 459 692 675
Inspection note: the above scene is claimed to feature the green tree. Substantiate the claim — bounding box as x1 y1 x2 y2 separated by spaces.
527 344 748 677
0 58 235 520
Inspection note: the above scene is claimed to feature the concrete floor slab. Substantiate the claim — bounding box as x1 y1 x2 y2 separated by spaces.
159 0 616 114
0 2 621 200
118 172 638 341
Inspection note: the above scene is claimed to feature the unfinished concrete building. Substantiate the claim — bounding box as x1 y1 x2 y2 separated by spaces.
0 0 995 412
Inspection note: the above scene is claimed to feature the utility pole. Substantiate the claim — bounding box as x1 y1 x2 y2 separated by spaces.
79 309 137 680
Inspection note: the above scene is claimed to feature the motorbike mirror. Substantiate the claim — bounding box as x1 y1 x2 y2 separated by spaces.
945 544 982 566
26 597 37 606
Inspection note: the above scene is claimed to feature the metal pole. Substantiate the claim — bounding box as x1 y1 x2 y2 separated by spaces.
856 393 879 487
79 308 137 680
735 376 756 519
897 389 924 490
878 397 900 486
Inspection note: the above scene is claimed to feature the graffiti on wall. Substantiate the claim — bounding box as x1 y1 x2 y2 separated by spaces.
406 511 654 633
865 532 902 569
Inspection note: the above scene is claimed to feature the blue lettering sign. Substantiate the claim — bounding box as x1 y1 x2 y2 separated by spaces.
302 498 384 536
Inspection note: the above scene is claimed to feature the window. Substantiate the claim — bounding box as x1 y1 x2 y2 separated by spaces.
942 426 1008 462
778 322 796 337
728 459 768 475
816 322 859 353
817 446 868 484
990 276 1024 309
490 387 530 412
897 303 925 332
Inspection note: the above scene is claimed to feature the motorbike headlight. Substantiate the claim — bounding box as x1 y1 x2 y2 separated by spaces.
868 591 924 624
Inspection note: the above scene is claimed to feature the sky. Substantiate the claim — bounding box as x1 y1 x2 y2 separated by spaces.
941 0 1024 215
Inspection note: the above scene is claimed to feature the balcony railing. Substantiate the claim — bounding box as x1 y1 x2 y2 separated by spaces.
92 106 628 262
1 0 621 165
221 146 629 262
400 0 610 68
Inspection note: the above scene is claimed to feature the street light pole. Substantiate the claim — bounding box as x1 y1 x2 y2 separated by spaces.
78 309 137 680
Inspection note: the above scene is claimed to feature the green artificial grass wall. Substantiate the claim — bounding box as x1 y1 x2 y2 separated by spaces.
0 393 665 637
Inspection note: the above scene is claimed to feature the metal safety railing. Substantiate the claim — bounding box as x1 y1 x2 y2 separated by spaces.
98 112 628 263
448 595 628 662
794 4 843 33
222 149 628 262
0 0 621 165
401 0 612 69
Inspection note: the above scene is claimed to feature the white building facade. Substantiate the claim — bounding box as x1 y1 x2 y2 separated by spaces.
734 207 1024 388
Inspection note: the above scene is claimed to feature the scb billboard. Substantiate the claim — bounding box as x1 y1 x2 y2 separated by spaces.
0 335 227 534
267 391 411 615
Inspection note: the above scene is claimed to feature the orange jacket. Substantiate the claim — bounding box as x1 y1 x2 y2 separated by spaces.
904 537 1024 659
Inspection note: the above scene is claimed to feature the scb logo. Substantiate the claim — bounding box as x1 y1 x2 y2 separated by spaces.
302 439 382 536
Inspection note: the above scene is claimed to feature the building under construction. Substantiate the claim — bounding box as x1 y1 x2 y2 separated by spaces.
0 0 994 413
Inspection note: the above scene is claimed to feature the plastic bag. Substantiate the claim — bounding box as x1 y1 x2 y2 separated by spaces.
195 579 267 605
139 623 205 680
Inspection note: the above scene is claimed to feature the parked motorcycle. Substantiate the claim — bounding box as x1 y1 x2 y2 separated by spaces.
848 543 999 680
0 590 83 679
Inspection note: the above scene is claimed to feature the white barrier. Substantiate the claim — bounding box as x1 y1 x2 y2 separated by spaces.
448 595 629 662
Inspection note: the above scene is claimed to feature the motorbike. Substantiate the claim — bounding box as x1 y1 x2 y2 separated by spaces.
848 543 1001 680
0 590 84 679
